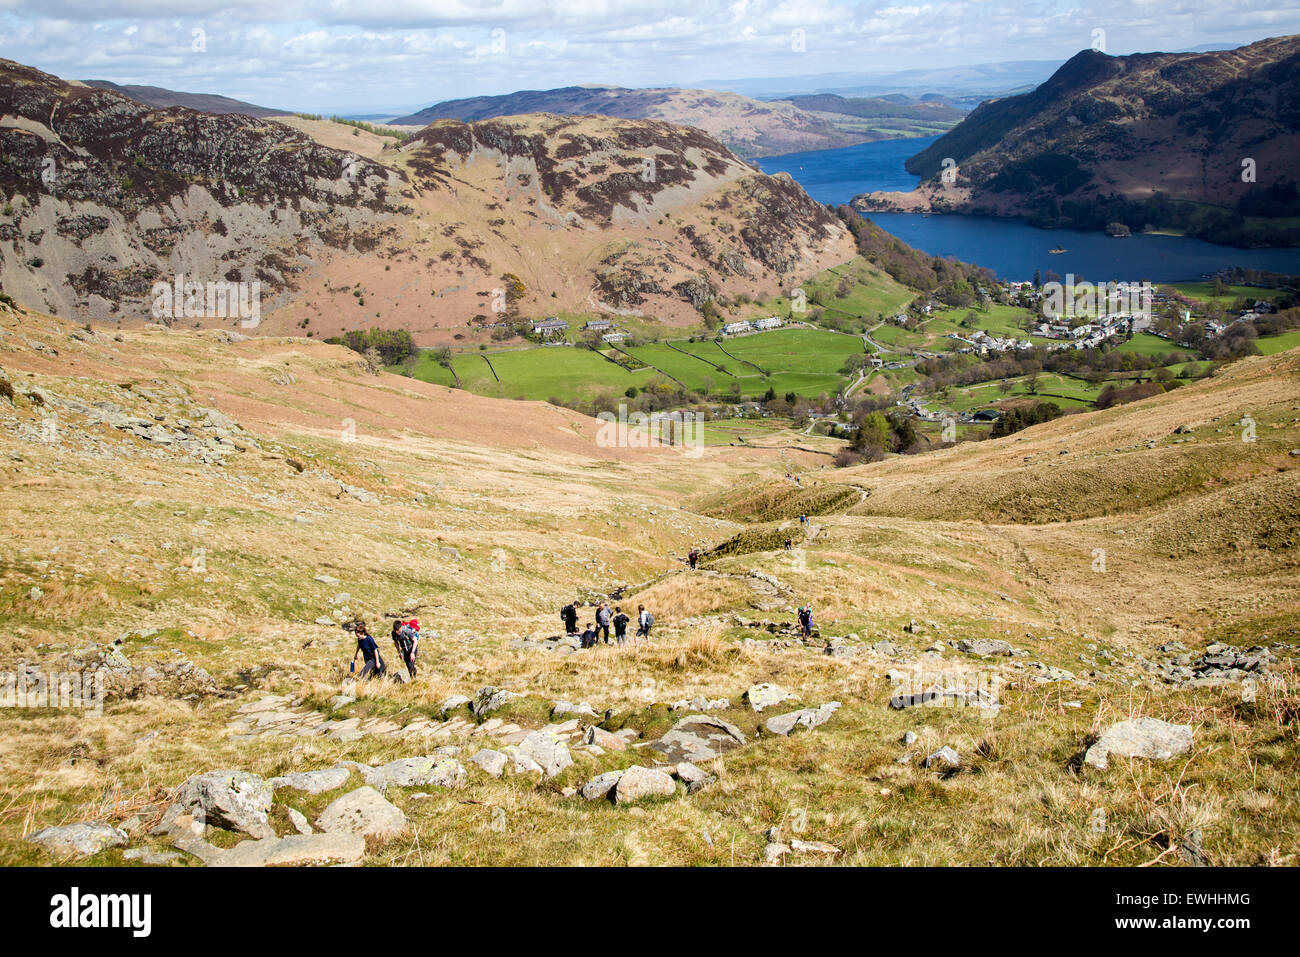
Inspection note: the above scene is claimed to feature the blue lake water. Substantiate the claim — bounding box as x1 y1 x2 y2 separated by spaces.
757 138 1300 282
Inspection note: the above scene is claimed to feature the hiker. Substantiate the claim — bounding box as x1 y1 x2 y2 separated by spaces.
561 600 579 635
613 606 630 645
595 602 612 644
580 621 599 649
797 605 814 638
636 605 654 645
784 538 793 551
688 548 698 570
392 618 419 679
352 621 385 679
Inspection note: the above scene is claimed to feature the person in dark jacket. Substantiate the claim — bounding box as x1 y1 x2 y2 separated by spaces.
352 621 385 679
561 601 579 635
613 606 631 646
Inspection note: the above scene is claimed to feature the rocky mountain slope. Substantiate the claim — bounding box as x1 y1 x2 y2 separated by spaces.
855 35 1300 245
2 300 1296 866
82 80 288 118
0 59 408 323
391 85 875 158
0 59 852 340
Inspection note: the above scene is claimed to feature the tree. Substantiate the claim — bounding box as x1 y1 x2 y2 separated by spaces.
1025 370 1042 395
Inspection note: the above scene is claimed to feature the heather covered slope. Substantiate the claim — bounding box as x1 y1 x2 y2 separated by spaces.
0 58 853 341
2 302 1297 867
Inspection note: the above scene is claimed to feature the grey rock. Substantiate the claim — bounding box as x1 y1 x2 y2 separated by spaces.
287 808 313 835
580 770 624 801
188 832 365 867
270 768 350 794
764 702 841 736
519 730 573 778
170 769 275 839
675 761 717 794
957 638 1014 656
744 682 795 712
316 786 407 840
470 749 508 778
924 746 961 769
614 765 676 804
1084 718 1195 770
26 822 126 858
652 714 747 763
123 847 182 865
471 686 515 718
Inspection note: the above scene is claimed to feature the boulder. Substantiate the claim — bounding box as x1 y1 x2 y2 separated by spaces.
584 725 628 751
614 765 676 804
744 682 795 712
580 770 624 801
472 686 515 718
26 822 126 858
651 714 747 763
316 786 407 840
470 749 509 778
287 808 313 835
791 839 841 856
203 832 366 867
269 768 350 794
764 702 841 736
170 769 275 839
763 842 790 865
1084 718 1195 770
519 730 573 778
365 757 466 791
675 761 716 794
924 746 961 769
956 638 1013 656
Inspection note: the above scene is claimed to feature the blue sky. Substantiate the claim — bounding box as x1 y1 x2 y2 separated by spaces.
1 1 1298 113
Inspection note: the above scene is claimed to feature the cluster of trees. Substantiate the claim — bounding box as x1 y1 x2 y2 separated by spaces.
1096 380 1172 410
328 328 417 366
913 341 1191 397
989 401 1063 437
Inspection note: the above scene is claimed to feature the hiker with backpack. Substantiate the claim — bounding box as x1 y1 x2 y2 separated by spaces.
797 605 814 638
392 619 419 679
595 602 612 644
613 606 630 645
636 605 654 645
688 548 699 570
580 621 599 649
351 621 385 679
561 601 579 636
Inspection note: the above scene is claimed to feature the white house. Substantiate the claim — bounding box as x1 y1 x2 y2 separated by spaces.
532 317 568 336
722 320 752 336
753 316 783 331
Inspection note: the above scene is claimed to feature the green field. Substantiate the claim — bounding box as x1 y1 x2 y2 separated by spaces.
1115 332 1197 357
1162 282 1276 307
1257 329 1300 355
940 372 1104 413
401 327 870 403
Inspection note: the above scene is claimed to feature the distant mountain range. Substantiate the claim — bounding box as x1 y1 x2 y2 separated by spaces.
389 85 961 158
854 35 1300 248
81 80 288 118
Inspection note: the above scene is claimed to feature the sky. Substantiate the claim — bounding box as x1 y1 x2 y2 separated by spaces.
1 1 1299 114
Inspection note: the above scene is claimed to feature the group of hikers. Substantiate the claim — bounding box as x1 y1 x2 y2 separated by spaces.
350 617 420 680
561 600 653 649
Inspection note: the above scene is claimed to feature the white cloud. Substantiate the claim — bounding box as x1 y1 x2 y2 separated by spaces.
0 1 1294 113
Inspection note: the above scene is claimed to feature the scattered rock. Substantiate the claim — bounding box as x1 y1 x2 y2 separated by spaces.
580 770 624 801
26 822 126 858
764 702 841 736
287 808 313 835
519 730 573 778
316 786 407 841
744 682 795 712
1084 718 1195 770
270 768 350 794
924 746 961 769
168 769 275 839
957 638 1013 656
614 765 676 804
470 749 508 778
651 714 747 763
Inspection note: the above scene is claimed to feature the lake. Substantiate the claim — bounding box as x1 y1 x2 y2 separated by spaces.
757 138 1300 282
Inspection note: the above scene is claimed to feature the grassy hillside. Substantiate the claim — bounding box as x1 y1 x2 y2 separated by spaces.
2 303 1296 868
